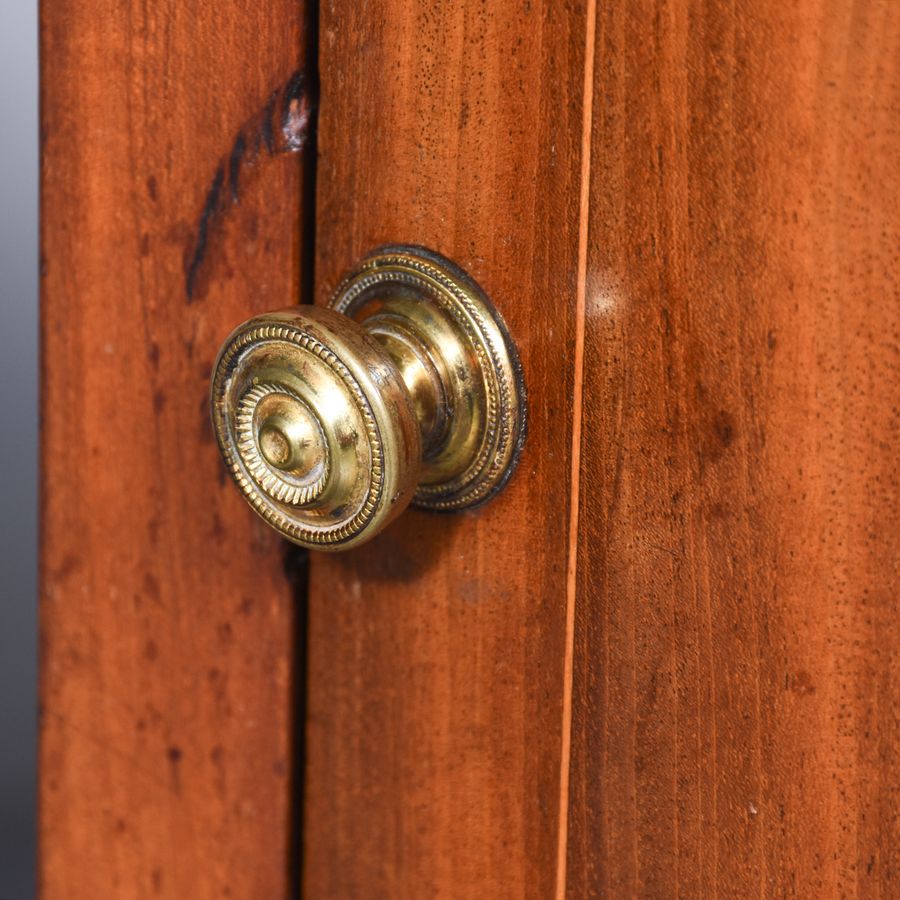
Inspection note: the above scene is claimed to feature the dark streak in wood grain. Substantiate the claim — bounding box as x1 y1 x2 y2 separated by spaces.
185 71 314 301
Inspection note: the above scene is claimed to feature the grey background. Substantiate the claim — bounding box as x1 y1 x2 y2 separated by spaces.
0 0 39 896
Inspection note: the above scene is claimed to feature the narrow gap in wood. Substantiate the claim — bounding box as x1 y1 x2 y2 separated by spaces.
300 0 321 312
556 0 599 896
286 546 311 898
290 2 320 895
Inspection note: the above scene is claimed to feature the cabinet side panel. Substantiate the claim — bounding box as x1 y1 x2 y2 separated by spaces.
569 0 900 895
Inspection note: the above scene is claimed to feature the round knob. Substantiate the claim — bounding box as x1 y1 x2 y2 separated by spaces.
211 246 526 550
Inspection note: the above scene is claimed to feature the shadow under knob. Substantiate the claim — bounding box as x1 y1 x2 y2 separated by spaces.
211 246 526 551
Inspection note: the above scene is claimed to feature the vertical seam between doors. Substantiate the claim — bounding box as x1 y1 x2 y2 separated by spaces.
555 1 597 896
293 1 320 894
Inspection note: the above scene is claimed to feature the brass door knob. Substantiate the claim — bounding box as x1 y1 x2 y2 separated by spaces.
210 247 526 550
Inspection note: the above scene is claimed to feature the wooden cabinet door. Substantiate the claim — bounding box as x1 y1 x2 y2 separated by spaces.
40 2 312 896
303 2 584 895
41 1 898 897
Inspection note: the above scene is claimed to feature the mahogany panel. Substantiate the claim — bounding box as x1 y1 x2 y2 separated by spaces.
304 2 589 896
40 2 308 896
568 0 900 895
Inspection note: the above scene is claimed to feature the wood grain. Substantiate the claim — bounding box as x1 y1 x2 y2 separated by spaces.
303 1 588 895
568 0 900 895
42 0 898 894
40 2 308 896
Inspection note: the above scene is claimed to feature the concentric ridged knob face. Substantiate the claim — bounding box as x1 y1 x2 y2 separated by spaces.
236 382 330 506
211 306 421 550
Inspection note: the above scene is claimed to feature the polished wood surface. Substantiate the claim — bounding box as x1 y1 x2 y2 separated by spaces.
40 2 307 896
568 0 900 895
304 2 588 896
40 0 898 895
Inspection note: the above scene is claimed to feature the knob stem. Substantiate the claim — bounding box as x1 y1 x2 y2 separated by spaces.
365 317 448 456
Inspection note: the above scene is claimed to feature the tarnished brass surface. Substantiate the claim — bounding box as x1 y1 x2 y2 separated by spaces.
211 246 526 550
